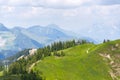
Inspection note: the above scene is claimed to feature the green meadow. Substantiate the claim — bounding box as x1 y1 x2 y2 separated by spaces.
33 43 116 80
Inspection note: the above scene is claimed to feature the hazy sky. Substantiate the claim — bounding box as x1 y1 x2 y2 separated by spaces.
0 0 120 41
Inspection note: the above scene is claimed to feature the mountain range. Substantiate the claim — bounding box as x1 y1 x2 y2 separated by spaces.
0 23 96 59
0 23 78 59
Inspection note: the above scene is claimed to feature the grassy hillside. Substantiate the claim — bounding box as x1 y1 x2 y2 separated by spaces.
33 42 118 80
1 39 120 80
0 71 3 76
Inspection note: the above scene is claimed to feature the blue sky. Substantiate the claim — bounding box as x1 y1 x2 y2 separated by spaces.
0 0 120 41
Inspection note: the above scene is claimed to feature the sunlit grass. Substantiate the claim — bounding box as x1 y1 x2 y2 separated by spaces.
0 71 3 76
33 44 112 80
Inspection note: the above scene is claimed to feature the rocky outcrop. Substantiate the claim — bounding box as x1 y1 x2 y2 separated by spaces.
29 49 37 56
99 43 120 80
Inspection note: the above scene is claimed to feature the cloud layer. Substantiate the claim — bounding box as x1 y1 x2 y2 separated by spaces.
0 0 120 8
0 0 120 41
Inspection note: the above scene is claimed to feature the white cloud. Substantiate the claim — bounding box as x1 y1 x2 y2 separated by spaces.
31 0 90 8
0 0 95 9
0 0 119 9
0 0 8 5
8 0 32 6
63 9 78 17
0 37 6 47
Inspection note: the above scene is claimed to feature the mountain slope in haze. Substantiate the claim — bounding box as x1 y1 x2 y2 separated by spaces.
0 23 9 31
27 25 69 39
0 24 16 59
26 25 73 45
11 28 43 49
0 24 43 59
32 40 120 80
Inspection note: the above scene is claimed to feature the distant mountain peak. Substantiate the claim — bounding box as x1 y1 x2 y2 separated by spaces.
0 23 4 26
0 23 9 31
28 24 61 31
28 25 44 30
12 26 25 30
